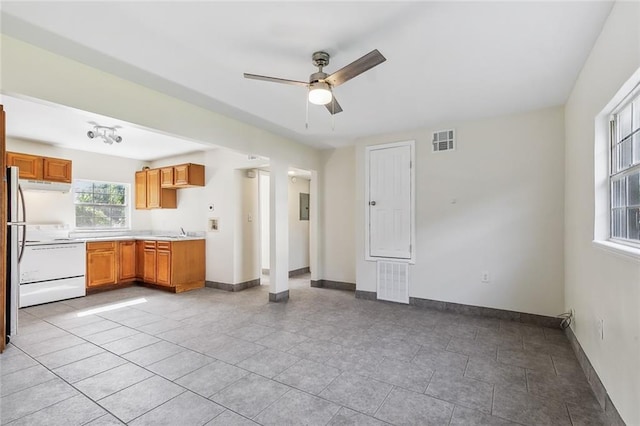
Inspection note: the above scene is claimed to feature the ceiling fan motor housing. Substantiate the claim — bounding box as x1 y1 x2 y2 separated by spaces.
309 71 328 84
312 51 330 68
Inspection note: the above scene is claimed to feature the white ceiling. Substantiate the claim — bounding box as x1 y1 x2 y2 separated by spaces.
1 1 613 150
1 94 213 161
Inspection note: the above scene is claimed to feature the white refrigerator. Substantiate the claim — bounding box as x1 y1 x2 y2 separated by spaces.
5 166 26 343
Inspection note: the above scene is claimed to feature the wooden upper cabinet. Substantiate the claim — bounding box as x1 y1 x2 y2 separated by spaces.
6 152 42 180
147 169 161 208
135 171 148 210
158 163 205 188
119 241 136 282
7 152 71 182
160 167 174 188
43 157 72 182
173 163 204 187
135 169 176 210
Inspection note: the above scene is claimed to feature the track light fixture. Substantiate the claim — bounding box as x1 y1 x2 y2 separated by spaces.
87 125 123 145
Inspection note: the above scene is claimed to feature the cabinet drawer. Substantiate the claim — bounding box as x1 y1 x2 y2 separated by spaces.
87 241 117 251
143 241 157 250
156 241 171 251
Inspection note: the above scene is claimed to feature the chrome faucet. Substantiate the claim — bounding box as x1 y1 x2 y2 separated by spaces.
180 227 186 237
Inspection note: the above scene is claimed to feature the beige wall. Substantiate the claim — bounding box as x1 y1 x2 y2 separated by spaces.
235 169 260 283
319 146 356 283
352 106 566 316
564 2 640 424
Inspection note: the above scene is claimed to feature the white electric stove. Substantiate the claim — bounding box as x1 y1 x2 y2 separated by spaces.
20 225 86 307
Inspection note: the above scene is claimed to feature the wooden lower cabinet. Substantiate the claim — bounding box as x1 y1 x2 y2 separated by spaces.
87 240 137 289
86 239 205 293
119 241 136 282
135 241 145 279
138 239 205 292
86 242 117 288
142 241 157 283
156 242 171 286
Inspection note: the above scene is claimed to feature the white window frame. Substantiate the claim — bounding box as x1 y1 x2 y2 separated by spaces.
609 90 640 247
594 67 640 260
364 140 416 264
73 179 131 230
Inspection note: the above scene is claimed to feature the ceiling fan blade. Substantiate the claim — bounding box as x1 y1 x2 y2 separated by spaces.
243 73 308 87
324 49 386 87
325 96 343 115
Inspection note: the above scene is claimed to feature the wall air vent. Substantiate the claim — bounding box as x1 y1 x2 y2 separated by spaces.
377 260 409 304
432 129 455 152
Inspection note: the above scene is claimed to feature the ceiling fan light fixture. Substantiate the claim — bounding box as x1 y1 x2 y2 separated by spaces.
308 82 332 105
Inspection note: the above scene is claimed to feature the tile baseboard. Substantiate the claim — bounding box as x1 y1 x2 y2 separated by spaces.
354 290 377 300
354 291 562 328
289 267 310 277
269 290 289 302
564 326 626 425
310 280 355 291
262 267 310 277
205 279 260 292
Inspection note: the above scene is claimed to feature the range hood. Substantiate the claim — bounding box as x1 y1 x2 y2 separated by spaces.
19 179 72 193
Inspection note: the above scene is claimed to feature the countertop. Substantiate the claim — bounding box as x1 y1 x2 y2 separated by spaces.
76 235 205 242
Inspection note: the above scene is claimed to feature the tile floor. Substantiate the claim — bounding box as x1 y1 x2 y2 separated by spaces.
1 275 609 425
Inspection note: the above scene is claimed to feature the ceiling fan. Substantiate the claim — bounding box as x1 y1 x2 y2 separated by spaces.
244 49 386 115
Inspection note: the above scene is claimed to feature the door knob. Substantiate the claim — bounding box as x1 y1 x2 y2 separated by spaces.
369 201 376 206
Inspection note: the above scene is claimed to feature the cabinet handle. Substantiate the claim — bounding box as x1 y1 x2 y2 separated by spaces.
369 201 376 206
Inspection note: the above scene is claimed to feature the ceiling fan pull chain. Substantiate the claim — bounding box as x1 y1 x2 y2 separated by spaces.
305 92 309 130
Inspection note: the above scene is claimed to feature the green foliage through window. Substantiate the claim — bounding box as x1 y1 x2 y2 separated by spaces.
74 180 129 229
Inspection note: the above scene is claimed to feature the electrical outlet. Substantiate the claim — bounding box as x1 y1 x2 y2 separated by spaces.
481 271 490 283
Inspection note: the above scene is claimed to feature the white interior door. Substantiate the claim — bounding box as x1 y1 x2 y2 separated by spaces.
368 143 412 259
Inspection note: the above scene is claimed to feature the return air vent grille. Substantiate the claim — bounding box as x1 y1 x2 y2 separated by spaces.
377 260 409 304
432 129 455 152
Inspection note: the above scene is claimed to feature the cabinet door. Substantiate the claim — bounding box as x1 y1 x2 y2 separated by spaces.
6 152 42 180
160 167 174 188
43 157 72 182
156 244 172 286
143 241 157 283
119 241 136 281
173 164 189 186
135 171 147 209
87 250 117 287
173 164 205 187
135 240 145 279
146 169 160 208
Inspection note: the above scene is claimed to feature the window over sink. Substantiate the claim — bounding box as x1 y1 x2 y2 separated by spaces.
74 180 130 229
